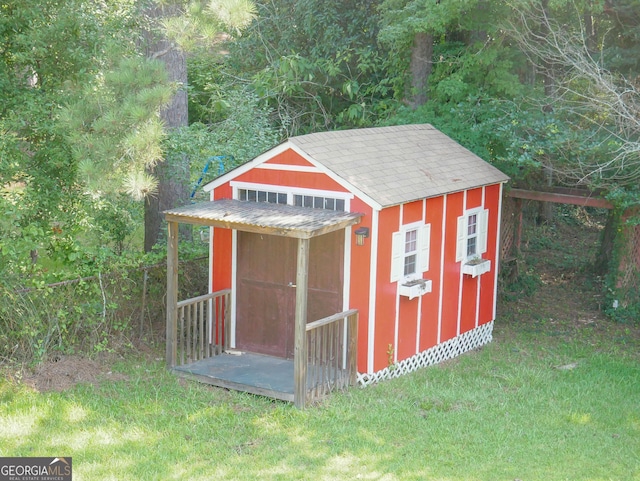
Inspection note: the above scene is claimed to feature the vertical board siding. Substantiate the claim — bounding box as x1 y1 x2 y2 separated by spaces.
420 196 444 352
479 183 502 325
213 183 233 200
465 187 486 331
397 297 420 361
466 187 483 209
397 199 423 361
440 191 464 342
366 209 380 374
211 227 233 290
373 206 401 372
402 199 424 225
348 198 374 374
460 276 479 334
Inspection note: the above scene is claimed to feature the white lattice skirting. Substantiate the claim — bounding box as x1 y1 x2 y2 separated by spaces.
356 321 494 387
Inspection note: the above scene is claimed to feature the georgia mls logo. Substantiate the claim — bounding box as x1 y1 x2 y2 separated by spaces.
0 457 72 481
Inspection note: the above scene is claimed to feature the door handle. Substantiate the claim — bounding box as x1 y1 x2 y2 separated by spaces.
288 282 296 288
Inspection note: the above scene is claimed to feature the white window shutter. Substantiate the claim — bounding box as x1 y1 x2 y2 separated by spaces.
390 231 403 282
455 215 465 262
419 224 431 273
479 209 489 254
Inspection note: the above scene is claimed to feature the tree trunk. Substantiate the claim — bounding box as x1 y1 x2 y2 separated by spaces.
143 2 190 252
537 0 554 223
469 0 488 44
407 31 433 109
584 9 597 52
537 164 555 224
595 209 619 276
540 0 555 99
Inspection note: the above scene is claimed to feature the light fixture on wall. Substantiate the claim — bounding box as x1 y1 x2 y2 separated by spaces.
354 227 369 246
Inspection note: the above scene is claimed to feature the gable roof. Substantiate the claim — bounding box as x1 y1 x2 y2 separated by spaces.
205 124 509 208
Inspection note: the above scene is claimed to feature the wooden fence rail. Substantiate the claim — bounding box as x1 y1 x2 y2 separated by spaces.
305 309 358 403
175 289 230 366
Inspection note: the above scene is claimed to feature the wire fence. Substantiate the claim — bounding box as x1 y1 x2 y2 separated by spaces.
0 257 208 364
499 196 640 315
617 208 640 310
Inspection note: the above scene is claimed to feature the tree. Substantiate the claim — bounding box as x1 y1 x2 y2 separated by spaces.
225 0 390 134
58 0 257 252
142 1 191 251
0 0 258 274
0 0 134 272
506 0 640 189
62 56 172 199
407 31 433 108
379 0 523 106
140 0 257 251
166 89 281 202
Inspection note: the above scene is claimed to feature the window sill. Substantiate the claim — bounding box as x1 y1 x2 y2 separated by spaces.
462 258 491 278
399 279 432 300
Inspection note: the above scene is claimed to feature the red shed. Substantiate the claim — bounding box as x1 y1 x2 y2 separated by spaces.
164 124 509 407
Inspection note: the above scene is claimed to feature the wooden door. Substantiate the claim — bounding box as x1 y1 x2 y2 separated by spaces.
236 232 296 358
235 230 344 359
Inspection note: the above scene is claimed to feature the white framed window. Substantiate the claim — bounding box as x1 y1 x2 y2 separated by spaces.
293 194 345 211
403 229 418 277
238 188 288 205
390 223 431 282
456 208 489 262
233 182 351 212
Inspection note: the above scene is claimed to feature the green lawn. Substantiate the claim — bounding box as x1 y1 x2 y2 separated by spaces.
1 314 639 481
5 201 635 480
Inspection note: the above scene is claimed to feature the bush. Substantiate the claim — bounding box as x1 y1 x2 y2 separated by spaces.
0 257 208 365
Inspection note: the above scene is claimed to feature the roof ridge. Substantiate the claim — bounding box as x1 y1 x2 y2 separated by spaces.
290 123 434 141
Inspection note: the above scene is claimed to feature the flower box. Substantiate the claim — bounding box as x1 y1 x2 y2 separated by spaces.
462 258 491 278
399 279 432 300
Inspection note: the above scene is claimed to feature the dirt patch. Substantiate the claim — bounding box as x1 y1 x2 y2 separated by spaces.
23 355 129 392
497 207 640 356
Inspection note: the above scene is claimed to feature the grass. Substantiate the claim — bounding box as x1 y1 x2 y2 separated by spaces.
1 208 638 480
1 321 639 481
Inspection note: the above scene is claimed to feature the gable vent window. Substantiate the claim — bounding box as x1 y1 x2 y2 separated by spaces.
239 188 287 205
293 194 345 212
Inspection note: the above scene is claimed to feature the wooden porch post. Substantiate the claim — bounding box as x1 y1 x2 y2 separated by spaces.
348 312 358 386
293 237 310 408
166 220 179 368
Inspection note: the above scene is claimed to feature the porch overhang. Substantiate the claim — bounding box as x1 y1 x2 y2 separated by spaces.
163 198 363 238
163 199 363 408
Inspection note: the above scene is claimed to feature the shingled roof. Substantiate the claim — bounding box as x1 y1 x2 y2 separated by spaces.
288 124 508 207
204 124 508 209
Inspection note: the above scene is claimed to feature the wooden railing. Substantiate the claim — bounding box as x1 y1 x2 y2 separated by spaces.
305 309 358 403
174 289 230 366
